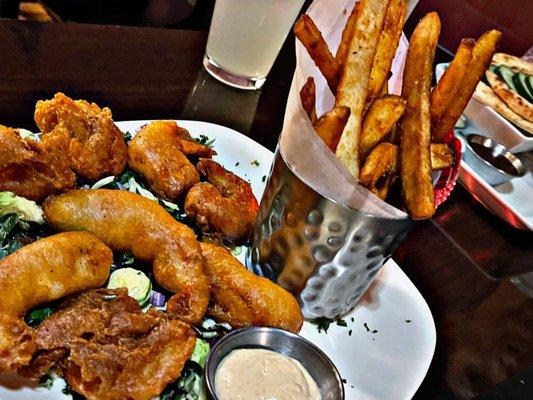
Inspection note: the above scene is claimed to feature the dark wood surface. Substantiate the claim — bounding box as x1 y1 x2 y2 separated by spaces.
0 17 532 399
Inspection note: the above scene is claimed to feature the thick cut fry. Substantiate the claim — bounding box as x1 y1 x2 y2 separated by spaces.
430 39 474 125
335 2 360 68
360 94 406 162
300 77 317 123
313 106 350 151
400 12 440 219
367 0 408 102
430 143 454 170
335 0 391 178
294 15 339 93
359 142 397 199
363 143 453 179
432 30 501 141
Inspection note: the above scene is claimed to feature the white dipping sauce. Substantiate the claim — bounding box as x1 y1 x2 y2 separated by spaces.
214 348 321 400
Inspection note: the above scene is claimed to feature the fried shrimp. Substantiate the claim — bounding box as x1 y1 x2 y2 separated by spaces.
185 159 259 245
200 242 303 333
0 232 112 317
0 232 112 372
43 189 209 324
21 289 196 400
34 92 127 181
128 121 200 200
0 125 76 200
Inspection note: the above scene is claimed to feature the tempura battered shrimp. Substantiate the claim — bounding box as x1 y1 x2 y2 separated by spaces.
43 189 209 324
0 125 76 201
185 159 259 245
21 289 196 400
128 121 200 200
167 122 216 158
200 242 303 333
0 232 112 372
0 232 112 317
34 92 128 181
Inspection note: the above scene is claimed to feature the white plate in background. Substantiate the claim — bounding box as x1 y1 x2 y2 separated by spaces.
435 64 533 230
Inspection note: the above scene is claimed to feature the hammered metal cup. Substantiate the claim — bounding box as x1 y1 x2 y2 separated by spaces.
247 149 414 319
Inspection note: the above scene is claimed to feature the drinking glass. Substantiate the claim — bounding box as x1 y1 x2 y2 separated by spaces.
203 0 305 90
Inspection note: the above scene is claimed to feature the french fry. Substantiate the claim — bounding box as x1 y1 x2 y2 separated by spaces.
335 2 360 68
430 39 474 126
294 14 339 93
360 94 406 162
335 0 391 178
378 77 390 97
399 12 441 219
430 143 454 170
367 0 408 102
300 77 317 123
313 106 350 151
432 29 501 141
362 143 454 192
359 142 397 200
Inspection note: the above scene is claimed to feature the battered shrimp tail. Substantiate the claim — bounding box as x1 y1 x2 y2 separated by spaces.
184 159 259 245
200 242 304 333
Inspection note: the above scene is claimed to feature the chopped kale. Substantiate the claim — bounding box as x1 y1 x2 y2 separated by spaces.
195 134 215 148
336 318 347 327
310 317 334 334
38 374 54 389
25 306 55 327
0 214 19 243
113 251 135 269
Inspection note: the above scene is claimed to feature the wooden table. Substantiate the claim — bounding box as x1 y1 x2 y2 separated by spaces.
0 19 532 399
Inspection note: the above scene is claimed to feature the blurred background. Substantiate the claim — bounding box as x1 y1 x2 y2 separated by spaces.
1 0 531 59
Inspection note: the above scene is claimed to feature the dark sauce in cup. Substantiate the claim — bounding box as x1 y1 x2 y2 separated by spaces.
469 142 519 175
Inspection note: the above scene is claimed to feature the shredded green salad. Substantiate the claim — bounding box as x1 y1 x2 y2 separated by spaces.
0 131 231 399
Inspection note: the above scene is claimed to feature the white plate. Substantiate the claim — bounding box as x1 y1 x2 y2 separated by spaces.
435 64 533 230
435 63 533 153
0 120 436 400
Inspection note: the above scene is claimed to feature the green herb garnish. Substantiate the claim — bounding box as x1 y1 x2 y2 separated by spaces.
336 318 347 327
38 374 54 389
310 317 334 333
195 134 215 148
25 305 55 327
